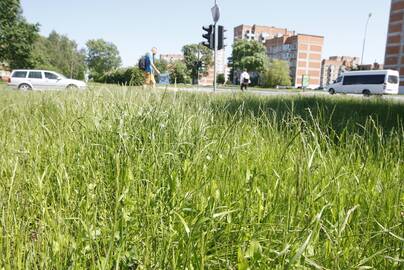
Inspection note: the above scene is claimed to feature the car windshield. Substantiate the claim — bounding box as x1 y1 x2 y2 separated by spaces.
56 73 67 79
388 75 398 84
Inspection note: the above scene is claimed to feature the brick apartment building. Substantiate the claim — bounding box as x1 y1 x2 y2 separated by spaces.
199 49 228 86
266 34 324 88
384 0 404 93
234 24 295 43
160 54 184 63
233 24 324 88
320 56 360 87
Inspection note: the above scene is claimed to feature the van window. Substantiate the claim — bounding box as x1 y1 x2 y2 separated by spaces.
335 77 342 83
343 75 385 85
12 71 27 78
388 75 399 84
28 71 43 79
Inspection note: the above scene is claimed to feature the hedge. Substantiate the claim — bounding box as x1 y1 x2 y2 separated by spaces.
95 67 145 86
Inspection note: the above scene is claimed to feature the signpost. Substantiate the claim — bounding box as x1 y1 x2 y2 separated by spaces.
211 3 220 23
302 75 310 90
211 1 220 92
159 73 170 85
201 1 223 92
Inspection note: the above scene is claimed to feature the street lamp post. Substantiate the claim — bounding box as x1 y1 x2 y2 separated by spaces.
361 13 372 65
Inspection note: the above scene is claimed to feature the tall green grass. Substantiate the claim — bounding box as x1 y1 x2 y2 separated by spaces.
0 85 403 269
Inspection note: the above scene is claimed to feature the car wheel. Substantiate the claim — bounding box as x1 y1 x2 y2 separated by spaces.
66 84 78 90
363 89 371 97
329 88 336 95
18 84 32 91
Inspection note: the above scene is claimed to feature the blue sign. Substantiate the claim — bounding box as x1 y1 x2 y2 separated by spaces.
159 73 170 85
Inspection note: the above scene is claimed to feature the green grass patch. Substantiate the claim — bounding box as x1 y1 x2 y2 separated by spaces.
0 85 403 269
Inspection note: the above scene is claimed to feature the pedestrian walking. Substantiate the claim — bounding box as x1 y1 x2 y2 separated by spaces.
140 47 160 88
240 69 250 91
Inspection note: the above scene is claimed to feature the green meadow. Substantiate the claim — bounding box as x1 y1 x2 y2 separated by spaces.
0 84 403 269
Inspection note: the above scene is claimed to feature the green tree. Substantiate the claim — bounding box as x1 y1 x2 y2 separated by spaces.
154 59 168 74
86 39 122 76
231 40 268 74
0 0 39 68
182 44 212 83
260 60 291 88
32 31 87 79
168 61 191 84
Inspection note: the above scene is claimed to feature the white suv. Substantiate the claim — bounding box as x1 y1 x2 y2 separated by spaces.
8 70 87 90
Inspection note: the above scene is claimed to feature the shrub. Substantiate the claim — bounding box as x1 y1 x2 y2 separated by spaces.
260 60 291 88
95 67 144 86
127 68 145 86
217 73 225 84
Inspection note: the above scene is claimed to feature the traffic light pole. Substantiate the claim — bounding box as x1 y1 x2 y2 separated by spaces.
213 23 217 92
212 0 220 92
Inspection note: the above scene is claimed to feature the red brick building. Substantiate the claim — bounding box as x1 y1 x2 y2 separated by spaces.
385 0 404 92
320 56 360 87
160 54 184 63
233 24 323 88
266 34 324 88
234 24 295 43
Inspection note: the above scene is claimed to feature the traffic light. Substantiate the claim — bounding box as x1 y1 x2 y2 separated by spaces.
202 25 214 50
218 25 226 50
197 61 203 69
227 57 233 67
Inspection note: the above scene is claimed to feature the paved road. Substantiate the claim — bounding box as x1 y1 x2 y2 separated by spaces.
159 86 404 103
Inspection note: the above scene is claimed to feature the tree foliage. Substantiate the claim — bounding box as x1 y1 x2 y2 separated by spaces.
32 31 86 79
168 61 191 84
86 39 122 76
231 40 268 73
0 0 39 68
154 59 168 74
260 60 291 88
182 44 212 83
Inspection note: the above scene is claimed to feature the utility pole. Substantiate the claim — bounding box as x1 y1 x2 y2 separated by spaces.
361 13 372 65
197 47 200 86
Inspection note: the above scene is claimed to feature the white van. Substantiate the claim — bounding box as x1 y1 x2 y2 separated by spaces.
8 70 86 91
326 70 399 96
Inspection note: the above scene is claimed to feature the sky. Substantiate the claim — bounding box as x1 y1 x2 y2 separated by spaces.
21 0 391 67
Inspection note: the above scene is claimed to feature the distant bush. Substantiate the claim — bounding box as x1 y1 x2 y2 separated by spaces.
95 67 144 86
217 73 225 84
260 60 291 88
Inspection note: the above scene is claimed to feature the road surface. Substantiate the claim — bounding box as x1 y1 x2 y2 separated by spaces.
158 86 404 103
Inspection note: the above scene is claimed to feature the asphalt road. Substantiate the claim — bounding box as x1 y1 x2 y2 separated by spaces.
159 86 404 103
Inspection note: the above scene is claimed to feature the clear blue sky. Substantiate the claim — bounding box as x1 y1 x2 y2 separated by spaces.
21 0 390 67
